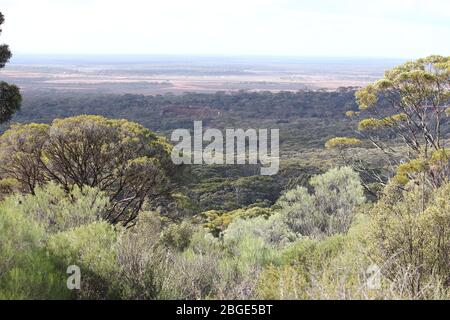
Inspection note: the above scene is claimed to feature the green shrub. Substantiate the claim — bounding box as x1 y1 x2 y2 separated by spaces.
257 215 376 300
370 181 450 298
159 226 262 300
257 265 308 299
0 199 69 299
276 166 365 237
46 221 119 299
116 212 169 299
224 214 295 247
159 249 221 300
160 221 194 251
201 206 273 237
276 186 320 236
14 183 109 233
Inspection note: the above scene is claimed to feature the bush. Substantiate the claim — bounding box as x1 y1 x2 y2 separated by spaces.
159 249 221 300
116 212 169 299
46 221 119 299
257 215 378 300
257 265 308 299
276 186 320 237
201 206 273 237
0 198 69 299
276 166 365 237
159 227 262 300
310 166 365 234
160 221 194 251
370 181 450 298
14 183 109 233
224 214 295 247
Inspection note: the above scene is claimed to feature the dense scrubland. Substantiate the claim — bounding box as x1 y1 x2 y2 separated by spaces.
1 50 450 298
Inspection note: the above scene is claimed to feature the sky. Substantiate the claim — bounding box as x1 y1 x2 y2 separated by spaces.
0 0 449 58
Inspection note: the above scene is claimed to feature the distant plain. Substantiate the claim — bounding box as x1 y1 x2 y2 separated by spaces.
2 55 405 94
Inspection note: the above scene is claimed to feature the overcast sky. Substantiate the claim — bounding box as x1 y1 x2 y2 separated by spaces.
1 0 449 58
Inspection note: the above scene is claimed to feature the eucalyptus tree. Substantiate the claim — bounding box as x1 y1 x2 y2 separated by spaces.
327 56 450 187
0 12 21 124
0 115 182 225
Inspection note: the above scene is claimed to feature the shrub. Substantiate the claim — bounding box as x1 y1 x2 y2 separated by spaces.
159 227 261 300
160 221 194 251
13 183 109 233
370 181 450 298
0 199 69 299
159 249 221 300
276 186 320 237
116 212 169 299
201 206 273 237
257 215 377 300
276 166 365 237
257 265 308 299
46 221 119 299
224 214 295 247
310 166 365 235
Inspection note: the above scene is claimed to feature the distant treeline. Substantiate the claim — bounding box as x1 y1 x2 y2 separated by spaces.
8 88 359 133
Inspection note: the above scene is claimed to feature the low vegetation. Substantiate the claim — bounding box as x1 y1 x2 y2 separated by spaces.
1 53 450 299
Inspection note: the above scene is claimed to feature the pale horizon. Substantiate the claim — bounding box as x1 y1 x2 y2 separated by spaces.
1 0 449 59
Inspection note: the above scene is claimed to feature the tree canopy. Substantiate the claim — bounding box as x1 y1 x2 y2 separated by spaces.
355 55 450 157
326 55 450 188
0 115 179 225
0 12 21 124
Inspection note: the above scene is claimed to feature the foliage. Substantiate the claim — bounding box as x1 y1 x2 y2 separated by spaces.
10 90 359 132
393 148 450 186
0 12 21 124
3 89 363 213
47 221 119 299
159 249 222 300
201 206 273 236
0 123 49 193
0 183 114 299
256 214 416 300
224 214 295 248
0 115 178 225
276 167 365 237
160 221 194 251
0 193 69 299
357 114 407 131
2 57 450 300
13 182 109 233
393 158 428 185
355 56 450 159
325 137 362 150
328 56 450 191
370 181 450 298
256 220 359 299
310 166 366 234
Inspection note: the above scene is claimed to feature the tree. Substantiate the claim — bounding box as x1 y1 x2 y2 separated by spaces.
355 55 450 158
326 56 450 187
0 12 21 124
0 115 181 225
0 123 49 194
